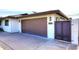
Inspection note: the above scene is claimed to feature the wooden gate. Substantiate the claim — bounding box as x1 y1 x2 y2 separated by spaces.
55 21 71 42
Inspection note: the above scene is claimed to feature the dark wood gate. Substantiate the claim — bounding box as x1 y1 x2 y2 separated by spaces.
55 21 71 42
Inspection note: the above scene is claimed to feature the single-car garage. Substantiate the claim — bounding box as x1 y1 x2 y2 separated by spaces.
21 17 47 37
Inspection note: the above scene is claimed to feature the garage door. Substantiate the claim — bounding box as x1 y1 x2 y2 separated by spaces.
21 17 47 37
55 21 71 42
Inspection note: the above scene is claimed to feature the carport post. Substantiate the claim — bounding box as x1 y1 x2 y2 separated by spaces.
47 16 55 39
71 19 78 45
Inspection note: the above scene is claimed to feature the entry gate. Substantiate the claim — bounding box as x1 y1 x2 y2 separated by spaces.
55 21 71 42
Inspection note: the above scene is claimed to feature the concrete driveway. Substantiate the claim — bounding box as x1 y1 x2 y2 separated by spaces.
0 32 77 50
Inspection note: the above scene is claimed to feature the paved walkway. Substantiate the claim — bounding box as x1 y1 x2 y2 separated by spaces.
0 32 77 50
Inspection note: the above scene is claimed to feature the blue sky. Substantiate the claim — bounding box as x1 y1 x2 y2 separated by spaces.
0 0 79 18
0 9 33 16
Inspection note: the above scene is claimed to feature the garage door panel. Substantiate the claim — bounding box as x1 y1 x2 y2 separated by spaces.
22 18 47 37
55 21 71 42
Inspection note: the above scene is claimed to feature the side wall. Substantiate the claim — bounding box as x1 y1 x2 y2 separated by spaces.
2 19 19 33
2 19 11 32
71 19 78 45
10 19 19 32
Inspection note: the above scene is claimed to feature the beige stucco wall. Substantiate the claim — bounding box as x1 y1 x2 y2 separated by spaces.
20 14 54 20
20 14 68 21
55 14 68 21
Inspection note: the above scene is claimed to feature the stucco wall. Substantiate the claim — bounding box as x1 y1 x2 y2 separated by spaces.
2 19 11 32
2 19 19 33
10 19 19 32
47 16 55 39
71 19 78 45
20 14 68 21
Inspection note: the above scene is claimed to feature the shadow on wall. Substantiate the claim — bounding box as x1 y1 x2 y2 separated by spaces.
0 28 4 32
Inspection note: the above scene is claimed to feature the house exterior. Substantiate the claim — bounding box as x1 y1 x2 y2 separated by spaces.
19 10 69 40
0 16 20 32
0 10 78 45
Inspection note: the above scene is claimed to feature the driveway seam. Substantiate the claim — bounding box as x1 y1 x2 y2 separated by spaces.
0 40 14 50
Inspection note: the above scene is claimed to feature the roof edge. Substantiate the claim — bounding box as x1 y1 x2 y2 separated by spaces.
18 10 69 19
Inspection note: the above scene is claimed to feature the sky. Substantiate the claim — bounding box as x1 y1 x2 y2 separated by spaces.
0 0 79 18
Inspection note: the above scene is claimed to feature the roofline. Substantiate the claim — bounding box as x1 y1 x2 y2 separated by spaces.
0 10 69 19
4 16 18 19
19 10 68 19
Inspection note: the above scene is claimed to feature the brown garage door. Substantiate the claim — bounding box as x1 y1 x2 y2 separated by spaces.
21 17 47 37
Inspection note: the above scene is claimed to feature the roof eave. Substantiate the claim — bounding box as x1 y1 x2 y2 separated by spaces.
18 10 69 19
